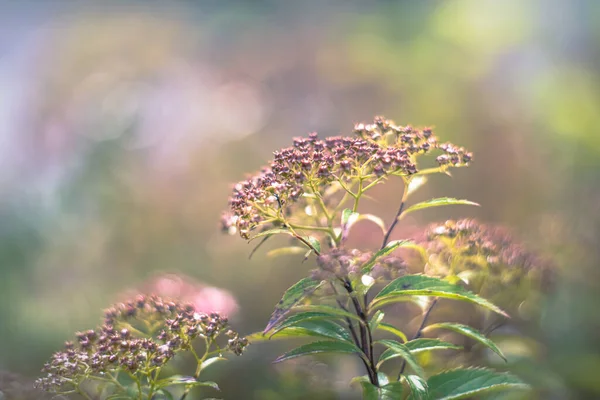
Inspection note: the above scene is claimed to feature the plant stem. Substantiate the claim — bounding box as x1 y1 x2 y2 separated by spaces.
329 282 360 346
380 180 409 249
397 298 438 380
342 278 379 387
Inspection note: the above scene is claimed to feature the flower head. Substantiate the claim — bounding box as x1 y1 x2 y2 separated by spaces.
223 116 472 240
36 295 248 394
420 219 555 310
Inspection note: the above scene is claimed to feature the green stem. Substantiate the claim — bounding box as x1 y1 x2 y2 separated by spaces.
352 178 363 213
380 178 409 249
397 298 438 380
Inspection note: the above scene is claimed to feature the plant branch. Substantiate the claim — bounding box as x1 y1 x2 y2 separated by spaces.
343 278 379 387
380 179 409 249
397 298 438 380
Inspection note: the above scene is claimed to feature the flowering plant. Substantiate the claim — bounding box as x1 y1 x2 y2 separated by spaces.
36 295 248 400
223 116 550 399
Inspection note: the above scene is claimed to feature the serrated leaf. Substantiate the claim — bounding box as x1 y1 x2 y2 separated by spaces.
376 340 425 377
272 319 352 342
405 375 428 400
378 339 460 367
404 338 462 354
352 377 404 400
426 368 529 399
156 376 220 391
356 381 379 400
371 275 508 317
266 246 307 258
380 382 404 399
423 323 506 361
376 323 408 343
264 278 323 333
403 198 479 216
274 340 364 363
293 305 364 324
361 240 413 273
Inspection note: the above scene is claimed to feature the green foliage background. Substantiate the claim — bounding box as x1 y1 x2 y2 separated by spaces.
0 0 597 398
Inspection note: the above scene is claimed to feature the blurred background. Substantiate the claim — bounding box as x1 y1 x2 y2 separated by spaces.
0 0 598 398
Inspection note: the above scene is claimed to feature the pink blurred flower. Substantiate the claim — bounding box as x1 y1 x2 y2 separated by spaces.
121 273 239 318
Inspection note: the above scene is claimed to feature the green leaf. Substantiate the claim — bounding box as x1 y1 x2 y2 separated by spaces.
271 319 352 342
264 278 323 333
352 377 404 400
426 368 530 399
356 380 379 400
156 376 220 391
406 176 428 195
380 382 405 400
155 389 175 400
201 357 227 370
268 311 337 332
369 310 385 332
361 240 413 273
341 208 354 226
376 340 425 377
266 246 307 258
378 339 460 369
248 228 293 241
376 323 408 343
304 236 321 253
405 338 463 354
423 323 506 361
371 275 508 317
405 375 428 400
403 197 480 216
274 340 364 363
292 304 364 324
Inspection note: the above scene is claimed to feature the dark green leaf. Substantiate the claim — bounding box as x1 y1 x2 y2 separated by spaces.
404 338 462 354
426 368 529 399
423 323 506 361
380 382 404 400
376 323 408 342
376 340 425 377
361 240 413 273
405 375 428 400
352 376 404 400
293 305 363 324
371 275 508 317
403 198 479 215
274 340 364 363
156 376 220 391
264 278 323 333
272 319 352 342
268 311 338 332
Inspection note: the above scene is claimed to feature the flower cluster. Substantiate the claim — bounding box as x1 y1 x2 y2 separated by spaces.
420 219 554 308
311 248 406 282
222 116 472 239
35 295 248 394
